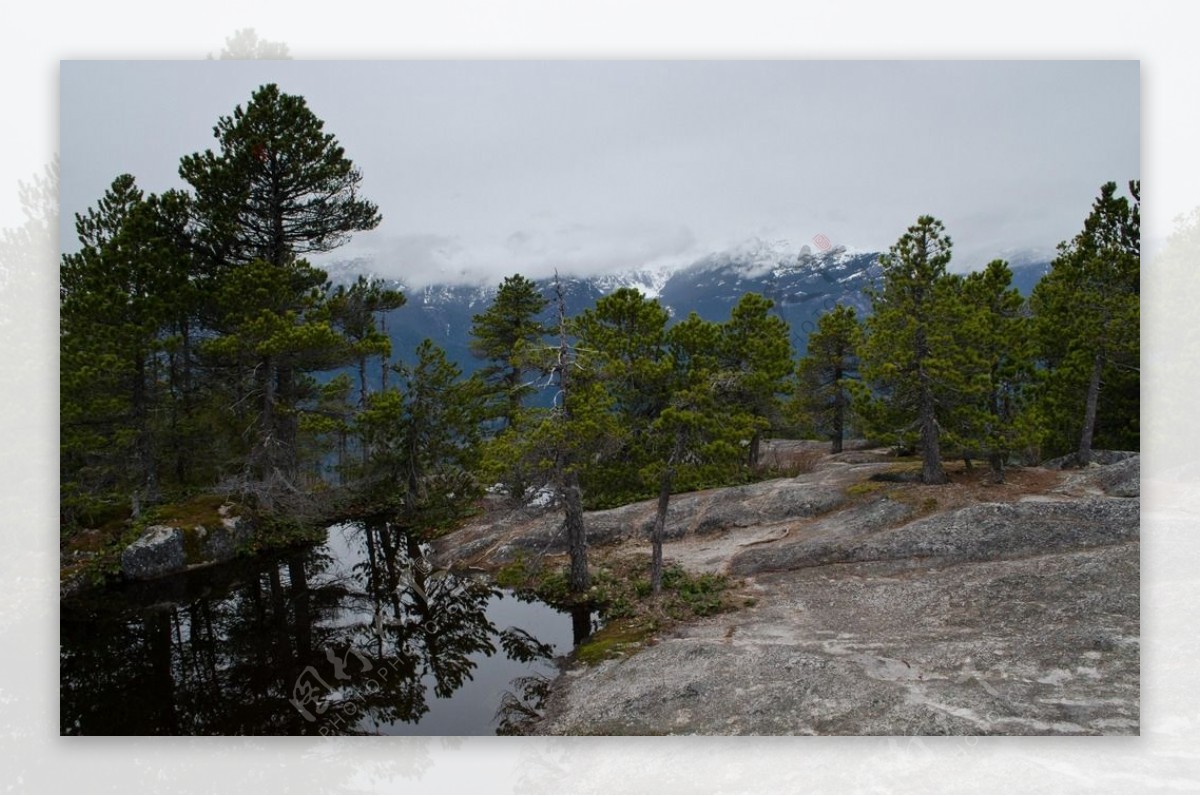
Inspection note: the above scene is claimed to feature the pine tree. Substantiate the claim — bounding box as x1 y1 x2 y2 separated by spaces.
552 278 592 593
179 84 381 487
717 293 795 469
180 83 380 271
573 287 674 504
858 215 961 485
469 274 549 430
358 340 481 529
796 304 863 453
61 175 193 521
956 260 1039 482
640 313 754 592
199 257 351 493
1031 181 1140 463
328 276 406 409
479 276 619 592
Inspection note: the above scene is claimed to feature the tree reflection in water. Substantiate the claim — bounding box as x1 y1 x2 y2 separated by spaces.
60 521 567 735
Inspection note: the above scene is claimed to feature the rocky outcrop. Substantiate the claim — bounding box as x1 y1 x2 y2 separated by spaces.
119 509 251 581
537 542 1140 735
1054 454 1140 498
431 462 878 570
1041 449 1138 469
529 455 1140 736
730 497 1138 576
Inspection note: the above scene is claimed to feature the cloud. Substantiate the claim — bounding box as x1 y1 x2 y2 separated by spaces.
348 220 699 289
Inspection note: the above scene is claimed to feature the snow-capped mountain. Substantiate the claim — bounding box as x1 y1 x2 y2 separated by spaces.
321 240 1048 376
655 241 884 346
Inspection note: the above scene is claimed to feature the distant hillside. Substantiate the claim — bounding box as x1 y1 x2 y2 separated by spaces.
326 241 1050 378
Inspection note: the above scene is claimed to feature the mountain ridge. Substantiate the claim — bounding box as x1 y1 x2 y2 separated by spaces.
321 243 1050 376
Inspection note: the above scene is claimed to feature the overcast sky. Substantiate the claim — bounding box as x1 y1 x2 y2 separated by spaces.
60 60 1139 287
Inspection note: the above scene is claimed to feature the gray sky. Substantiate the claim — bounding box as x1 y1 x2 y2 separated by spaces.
60 60 1139 286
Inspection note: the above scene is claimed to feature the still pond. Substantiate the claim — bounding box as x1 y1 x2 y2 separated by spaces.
61 522 591 735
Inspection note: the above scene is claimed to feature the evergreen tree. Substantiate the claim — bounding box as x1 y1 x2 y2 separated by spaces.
327 276 406 475
1031 181 1140 463
717 293 795 468
179 83 382 487
180 83 380 271
956 260 1039 482
858 215 961 485
573 287 674 504
358 340 482 529
551 278 593 593
60 84 391 533
796 304 863 453
328 276 406 409
480 277 618 592
640 313 754 592
469 274 549 429
61 175 193 521
199 257 351 494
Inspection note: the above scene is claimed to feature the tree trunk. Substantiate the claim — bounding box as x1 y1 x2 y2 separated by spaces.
563 471 589 593
831 365 845 454
650 466 675 594
554 275 589 594
358 355 369 410
915 323 946 485
405 409 423 523
1078 348 1104 466
178 318 194 485
276 365 298 479
831 399 844 455
918 375 946 485
988 451 1006 484
259 355 277 482
379 311 390 393
133 353 160 504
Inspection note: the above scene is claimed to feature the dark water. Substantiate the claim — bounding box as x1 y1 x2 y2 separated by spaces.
60 522 593 736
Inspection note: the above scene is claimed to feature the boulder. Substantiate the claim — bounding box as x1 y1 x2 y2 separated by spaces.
121 525 187 580
196 512 253 561
119 511 252 581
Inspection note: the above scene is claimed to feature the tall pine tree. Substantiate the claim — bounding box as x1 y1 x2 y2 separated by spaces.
469 274 549 430
640 313 754 592
573 287 674 504
180 83 380 271
1031 181 1140 463
179 84 382 486
796 304 863 454
61 175 193 521
956 260 1039 482
717 293 795 469
859 215 962 484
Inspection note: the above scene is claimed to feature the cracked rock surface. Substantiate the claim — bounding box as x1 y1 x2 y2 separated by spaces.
537 539 1138 735
435 447 1140 735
